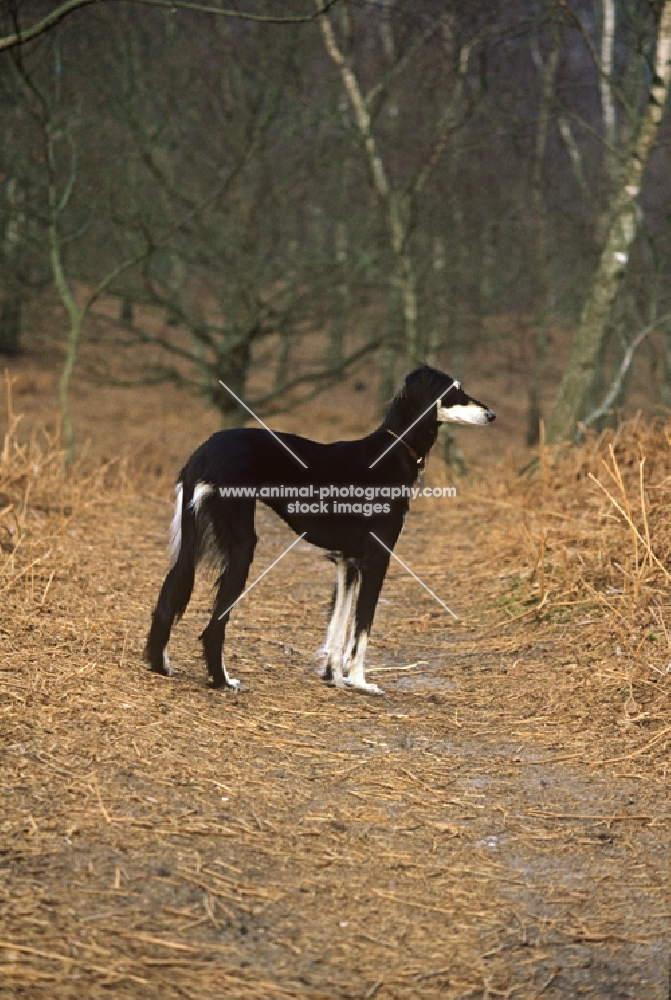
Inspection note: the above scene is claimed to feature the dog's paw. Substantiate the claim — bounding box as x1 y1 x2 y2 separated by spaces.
346 679 385 696
208 675 242 691
148 650 173 676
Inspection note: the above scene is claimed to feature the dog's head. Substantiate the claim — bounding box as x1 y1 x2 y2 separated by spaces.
402 366 496 427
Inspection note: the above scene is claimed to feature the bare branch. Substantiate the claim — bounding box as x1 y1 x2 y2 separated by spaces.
557 116 590 198
252 336 384 411
411 40 479 200
87 307 383 417
0 0 342 53
365 13 449 108
580 314 671 435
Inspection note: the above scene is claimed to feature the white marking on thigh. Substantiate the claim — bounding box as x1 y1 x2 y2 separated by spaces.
190 481 215 513
167 483 183 567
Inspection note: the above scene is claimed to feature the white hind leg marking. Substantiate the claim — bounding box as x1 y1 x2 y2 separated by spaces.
221 654 241 691
167 483 183 567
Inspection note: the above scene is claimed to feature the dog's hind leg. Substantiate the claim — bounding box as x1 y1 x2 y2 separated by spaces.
200 507 257 690
346 550 390 696
145 483 197 676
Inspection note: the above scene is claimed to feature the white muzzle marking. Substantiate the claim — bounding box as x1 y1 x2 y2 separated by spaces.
437 402 491 426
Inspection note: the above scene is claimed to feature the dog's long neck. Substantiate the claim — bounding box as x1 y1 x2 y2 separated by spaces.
380 394 439 463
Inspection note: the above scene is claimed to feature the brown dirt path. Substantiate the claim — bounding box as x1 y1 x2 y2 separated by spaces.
1 344 669 998
2 479 668 999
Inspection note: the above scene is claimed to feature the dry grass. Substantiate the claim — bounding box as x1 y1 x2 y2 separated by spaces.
462 417 671 740
1 369 669 999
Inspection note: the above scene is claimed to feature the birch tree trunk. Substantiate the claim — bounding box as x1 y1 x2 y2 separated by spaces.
45 119 84 464
547 1 671 444
315 0 420 366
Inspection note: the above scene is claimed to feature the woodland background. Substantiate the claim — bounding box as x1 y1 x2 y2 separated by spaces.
2 0 671 457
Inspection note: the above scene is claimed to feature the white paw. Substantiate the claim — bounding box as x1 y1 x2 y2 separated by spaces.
225 677 242 692
345 678 385 696
315 648 331 678
162 651 174 677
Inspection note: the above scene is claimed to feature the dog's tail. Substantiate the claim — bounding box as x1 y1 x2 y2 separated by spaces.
168 479 219 570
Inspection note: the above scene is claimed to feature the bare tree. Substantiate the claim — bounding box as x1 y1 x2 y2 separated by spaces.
81 8 381 426
315 0 482 382
547 1 671 443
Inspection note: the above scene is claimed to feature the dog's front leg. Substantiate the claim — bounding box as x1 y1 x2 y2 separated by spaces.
345 552 389 696
319 558 357 688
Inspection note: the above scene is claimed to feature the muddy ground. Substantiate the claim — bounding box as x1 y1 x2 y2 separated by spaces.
1 331 669 999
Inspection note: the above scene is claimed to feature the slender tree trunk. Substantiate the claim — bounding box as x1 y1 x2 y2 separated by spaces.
329 219 349 368
663 327 671 407
275 326 291 390
214 337 252 429
0 292 21 356
547 1 671 444
397 239 420 367
1 176 23 356
427 234 446 366
57 309 84 461
120 296 134 324
316 0 419 368
379 286 402 410
45 118 84 464
527 30 560 446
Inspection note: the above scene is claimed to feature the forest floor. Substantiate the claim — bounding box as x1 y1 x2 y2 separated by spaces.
1 319 669 999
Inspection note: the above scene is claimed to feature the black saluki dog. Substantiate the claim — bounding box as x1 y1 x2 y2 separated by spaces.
145 366 495 694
